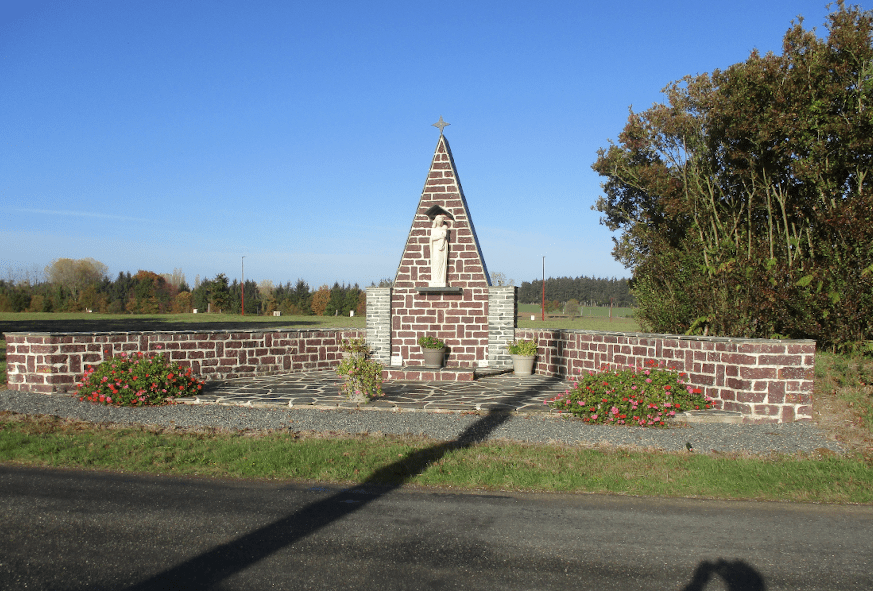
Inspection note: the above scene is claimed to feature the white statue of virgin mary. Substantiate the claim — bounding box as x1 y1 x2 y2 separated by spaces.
429 215 449 287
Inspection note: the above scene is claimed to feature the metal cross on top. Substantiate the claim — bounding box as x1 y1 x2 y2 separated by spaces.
432 116 450 135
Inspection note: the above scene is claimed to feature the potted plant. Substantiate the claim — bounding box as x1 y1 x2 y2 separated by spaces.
417 335 446 368
507 339 537 375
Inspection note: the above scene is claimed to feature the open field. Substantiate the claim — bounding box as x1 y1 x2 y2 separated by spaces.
518 302 635 318
0 312 366 335
517 303 639 331
0 311 635 334
517 316 640 331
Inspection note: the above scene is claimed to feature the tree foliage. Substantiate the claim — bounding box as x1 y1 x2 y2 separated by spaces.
592 2 873 350
44 258 108 305
311 284 331 316
126 271 176 314
517 276 635 306
6 260 365 318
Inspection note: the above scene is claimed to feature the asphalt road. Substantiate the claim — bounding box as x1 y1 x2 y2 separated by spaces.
2 464 871 591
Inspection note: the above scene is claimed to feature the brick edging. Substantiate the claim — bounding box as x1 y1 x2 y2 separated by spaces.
516 328 815 424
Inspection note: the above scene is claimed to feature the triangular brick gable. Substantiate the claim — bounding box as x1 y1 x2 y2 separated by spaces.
395 134 490 288
390 134 493 368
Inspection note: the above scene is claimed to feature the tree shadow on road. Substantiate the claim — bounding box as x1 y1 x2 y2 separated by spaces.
682 559 766 590
125 409 514 590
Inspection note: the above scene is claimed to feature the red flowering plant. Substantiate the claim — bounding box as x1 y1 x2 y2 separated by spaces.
544 359 713 427
76 348 204 406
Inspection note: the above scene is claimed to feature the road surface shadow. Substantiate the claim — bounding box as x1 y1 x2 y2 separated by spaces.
682 559 766 590
124 408 513 590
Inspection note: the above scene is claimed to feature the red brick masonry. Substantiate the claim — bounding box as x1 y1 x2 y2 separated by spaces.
390 134 492 368
5 327 815 423
5 328 363 394
517 329 815 423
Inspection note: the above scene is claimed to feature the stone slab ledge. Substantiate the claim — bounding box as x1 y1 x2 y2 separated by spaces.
383 366 513 382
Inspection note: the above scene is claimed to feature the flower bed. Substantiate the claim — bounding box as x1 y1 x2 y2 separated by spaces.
76 349 204 406
545 360 712 426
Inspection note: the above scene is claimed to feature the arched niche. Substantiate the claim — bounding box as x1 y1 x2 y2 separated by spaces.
423 205 454 221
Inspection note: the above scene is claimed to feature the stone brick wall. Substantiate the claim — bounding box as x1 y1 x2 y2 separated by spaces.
488 286 517 367
366 287 392 364
391 134 492 368
516 328 815 423
5 328 363 394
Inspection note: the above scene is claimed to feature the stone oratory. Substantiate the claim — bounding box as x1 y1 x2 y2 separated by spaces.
367 119 517 380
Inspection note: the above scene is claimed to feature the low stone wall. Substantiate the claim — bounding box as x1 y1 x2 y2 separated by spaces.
4 326 816 423
516 329 815 423
5 328 363 394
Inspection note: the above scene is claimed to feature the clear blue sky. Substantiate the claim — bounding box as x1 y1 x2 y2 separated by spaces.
1 0 836 289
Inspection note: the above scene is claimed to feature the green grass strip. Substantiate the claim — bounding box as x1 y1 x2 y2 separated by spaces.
1 413 871 504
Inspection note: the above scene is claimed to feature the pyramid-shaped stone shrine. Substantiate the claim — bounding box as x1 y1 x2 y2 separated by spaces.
366 130 517 378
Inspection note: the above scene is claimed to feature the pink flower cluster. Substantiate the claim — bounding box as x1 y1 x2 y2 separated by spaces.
544 359 712 427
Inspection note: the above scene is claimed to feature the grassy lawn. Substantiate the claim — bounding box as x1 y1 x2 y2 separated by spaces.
2 312 872 503
1 412 871 503
518 302 635 317
518 316 640 332
517 303 639 331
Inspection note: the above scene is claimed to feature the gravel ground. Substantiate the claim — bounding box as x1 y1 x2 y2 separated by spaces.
0 389 845 456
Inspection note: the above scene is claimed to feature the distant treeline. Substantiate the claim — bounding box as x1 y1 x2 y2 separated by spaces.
517 276 635 307
1 259 634 316
0 258 366 317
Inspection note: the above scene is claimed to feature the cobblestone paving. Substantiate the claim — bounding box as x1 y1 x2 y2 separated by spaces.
188 371 573 414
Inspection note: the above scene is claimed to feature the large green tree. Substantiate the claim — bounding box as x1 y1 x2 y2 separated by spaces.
593 2 873 350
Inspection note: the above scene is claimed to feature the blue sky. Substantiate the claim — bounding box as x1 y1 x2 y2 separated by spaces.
1 0 837 289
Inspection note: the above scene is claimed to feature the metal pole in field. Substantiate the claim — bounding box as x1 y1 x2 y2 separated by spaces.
241 256 245 316
541 256 545 321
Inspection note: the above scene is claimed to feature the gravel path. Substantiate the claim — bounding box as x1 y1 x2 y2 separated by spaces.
0 389 844 455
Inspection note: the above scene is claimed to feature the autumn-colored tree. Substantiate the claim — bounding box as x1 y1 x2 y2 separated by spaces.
44 257 108 303
126 271 176 314
26 294 48 313
172 291 193 314
160 268 188 291
593 2 873 350
258 280 277 315
311 284 331 316
545 299 561 314
78 283 108 312
355 290 367 317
